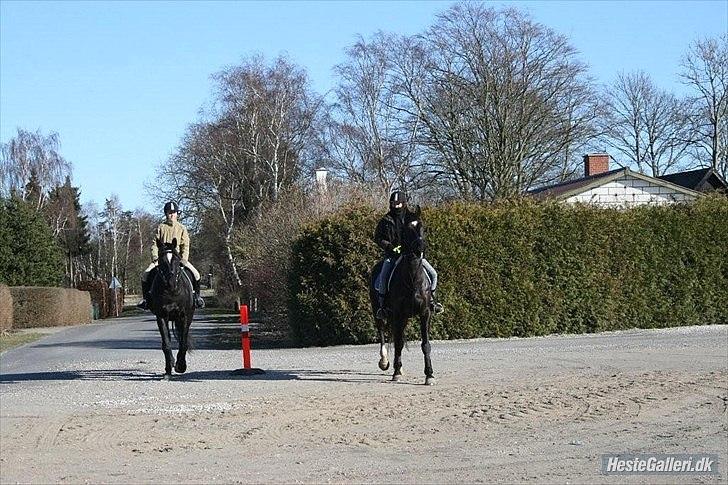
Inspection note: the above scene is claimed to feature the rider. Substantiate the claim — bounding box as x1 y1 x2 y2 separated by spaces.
137 201 205 309
373 190 443 320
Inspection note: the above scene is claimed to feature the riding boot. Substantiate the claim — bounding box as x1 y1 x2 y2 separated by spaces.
375 293 387 320
430 290 444 315
136 279 150 310
192 278 205 309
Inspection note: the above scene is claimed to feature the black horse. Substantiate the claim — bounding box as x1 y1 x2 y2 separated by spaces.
369 206 434 385
148 238 195 378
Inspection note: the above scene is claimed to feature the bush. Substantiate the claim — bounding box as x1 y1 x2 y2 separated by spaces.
0 284 12 332
288 197 728 346
231 183 383 330
289 207 380 346
9 287 92 328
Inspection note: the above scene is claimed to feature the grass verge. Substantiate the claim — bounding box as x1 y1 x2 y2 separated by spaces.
0 332 45 353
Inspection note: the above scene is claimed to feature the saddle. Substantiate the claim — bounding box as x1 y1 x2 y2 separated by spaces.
149 265 195 306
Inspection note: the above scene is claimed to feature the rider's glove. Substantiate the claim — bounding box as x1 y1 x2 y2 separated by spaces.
393 245 402 254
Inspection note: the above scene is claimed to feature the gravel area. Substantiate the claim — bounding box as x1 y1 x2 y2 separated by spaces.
1 312 726 483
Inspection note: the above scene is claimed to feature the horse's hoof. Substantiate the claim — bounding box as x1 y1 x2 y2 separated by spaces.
392 374 401 382
162 374 172 381
174 363 187 374
425 377 435 386
378 360 390 371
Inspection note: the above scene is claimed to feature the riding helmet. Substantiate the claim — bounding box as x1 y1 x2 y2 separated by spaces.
389 190 407 205
163 201 179 214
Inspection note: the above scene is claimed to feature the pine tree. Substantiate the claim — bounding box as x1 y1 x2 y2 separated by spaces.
45 177 91 285
0 197 64 286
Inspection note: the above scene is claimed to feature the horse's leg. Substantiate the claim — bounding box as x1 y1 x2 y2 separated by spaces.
420 312 434 385
392 317 405 382
174 316 189 374
156 316 175 378
377 319 389 371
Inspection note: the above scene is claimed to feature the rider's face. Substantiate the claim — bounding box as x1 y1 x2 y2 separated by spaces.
166 212 178 222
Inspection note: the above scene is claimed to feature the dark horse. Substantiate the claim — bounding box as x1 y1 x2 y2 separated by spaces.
369 206 434 385
148 238 195 378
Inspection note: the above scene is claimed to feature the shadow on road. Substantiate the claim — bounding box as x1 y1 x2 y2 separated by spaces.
29 311 293 352
0 368 391 385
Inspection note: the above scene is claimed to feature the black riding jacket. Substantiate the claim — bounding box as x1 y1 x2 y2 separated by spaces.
374 209 405 258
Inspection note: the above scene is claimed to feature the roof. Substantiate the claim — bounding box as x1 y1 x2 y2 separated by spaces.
528 168 626 199
657 168 728 192
528 167 702 200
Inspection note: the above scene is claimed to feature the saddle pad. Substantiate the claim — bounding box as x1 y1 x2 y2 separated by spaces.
386 256 432 292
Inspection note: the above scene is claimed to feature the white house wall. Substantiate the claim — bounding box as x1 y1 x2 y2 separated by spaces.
564 176 696 207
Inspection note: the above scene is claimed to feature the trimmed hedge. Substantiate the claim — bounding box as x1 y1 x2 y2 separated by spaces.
78 280 124 319
9 287 92 328
288 197 728 346
0 284 12 332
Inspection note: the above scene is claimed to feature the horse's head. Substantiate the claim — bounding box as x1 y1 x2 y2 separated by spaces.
156 238 181 290
402 205 426 258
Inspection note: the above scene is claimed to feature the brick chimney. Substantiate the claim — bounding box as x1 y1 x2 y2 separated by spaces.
584 153 610 177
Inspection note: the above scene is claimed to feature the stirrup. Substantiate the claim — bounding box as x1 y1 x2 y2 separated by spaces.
375 307 387 320
431 302 444 315
195 296 205 309
136 299 148 310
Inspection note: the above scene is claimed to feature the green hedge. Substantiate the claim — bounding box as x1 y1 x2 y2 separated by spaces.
288 197 728 346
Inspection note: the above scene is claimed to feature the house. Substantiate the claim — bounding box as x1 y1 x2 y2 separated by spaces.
528 154 702 207
657 167 728 193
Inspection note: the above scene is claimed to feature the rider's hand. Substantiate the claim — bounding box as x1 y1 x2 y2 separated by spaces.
393 245 401 254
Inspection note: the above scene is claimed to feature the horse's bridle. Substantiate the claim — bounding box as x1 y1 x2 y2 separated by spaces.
157 249 181 287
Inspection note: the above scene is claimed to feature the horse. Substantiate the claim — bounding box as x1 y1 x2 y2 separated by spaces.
369 205 435 385
147 238 195 378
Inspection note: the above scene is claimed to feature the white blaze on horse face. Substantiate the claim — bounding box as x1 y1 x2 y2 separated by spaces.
166 253 172 264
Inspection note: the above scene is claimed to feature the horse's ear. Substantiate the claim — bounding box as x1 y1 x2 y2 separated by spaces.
156 238 163 249
171 238 177 248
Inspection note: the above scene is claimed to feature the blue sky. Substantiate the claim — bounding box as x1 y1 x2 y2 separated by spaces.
1 0 726 211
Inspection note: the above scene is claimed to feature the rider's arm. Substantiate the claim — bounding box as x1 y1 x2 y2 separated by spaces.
179 226 190 262
374 219 394 253
150 226 161 262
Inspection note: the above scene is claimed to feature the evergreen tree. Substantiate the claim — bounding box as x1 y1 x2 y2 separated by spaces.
0 197 64 286
45 177 92 285
24 169 43 210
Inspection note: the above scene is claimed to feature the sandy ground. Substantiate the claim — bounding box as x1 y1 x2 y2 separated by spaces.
0 317 726 484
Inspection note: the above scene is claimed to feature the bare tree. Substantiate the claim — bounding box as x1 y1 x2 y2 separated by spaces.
680 34 728 178
601 71 692 176
152 54 324 290
101 195 123 280
0 128 72 209
393 5 601 200
325 32 423 195
212 54 324 204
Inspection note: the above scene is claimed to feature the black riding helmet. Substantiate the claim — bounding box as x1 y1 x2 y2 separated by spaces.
389 190 407 211
163 201 179 215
